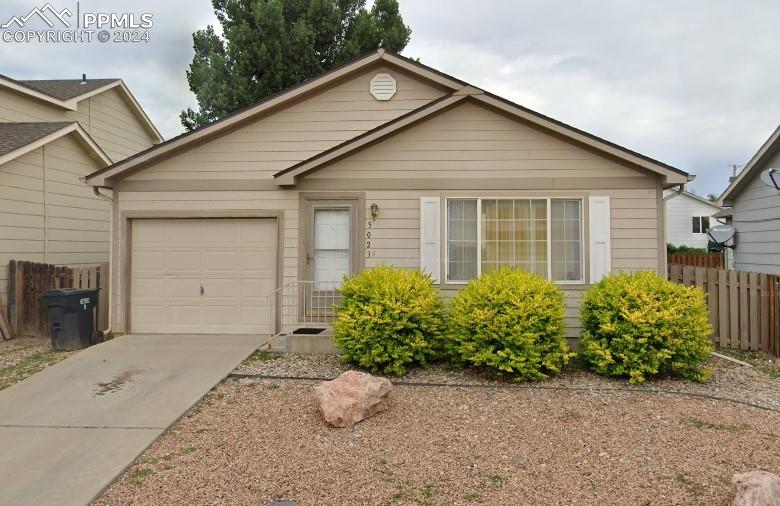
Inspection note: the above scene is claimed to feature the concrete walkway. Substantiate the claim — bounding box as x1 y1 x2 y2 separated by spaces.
0 334 264 506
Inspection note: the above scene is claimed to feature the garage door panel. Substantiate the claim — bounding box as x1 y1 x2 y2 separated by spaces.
165 251 203 274
131 306 167 326
132 251 166 270
132 278 165 298
167 221 202 241
130 218 277 335
166 278 202 299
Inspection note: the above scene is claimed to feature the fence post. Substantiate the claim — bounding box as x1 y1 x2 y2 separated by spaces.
7 260 16 334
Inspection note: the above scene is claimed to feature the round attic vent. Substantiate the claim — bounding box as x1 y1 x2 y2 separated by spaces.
370 73 396 101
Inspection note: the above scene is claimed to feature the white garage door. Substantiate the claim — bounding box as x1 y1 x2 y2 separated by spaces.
130 218 277 334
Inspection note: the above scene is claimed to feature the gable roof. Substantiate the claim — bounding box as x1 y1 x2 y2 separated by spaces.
0 122 111 168
719 125 780 206
664 190 723 211
0 122 73 156
274 87 691 186
0 74 163 143
85 48 691 188
10 77 119 100
85 49 463 187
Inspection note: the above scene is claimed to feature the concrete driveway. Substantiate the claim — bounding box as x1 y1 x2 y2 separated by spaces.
0 334 265 506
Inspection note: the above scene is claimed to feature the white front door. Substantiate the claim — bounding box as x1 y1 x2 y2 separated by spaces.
313 207 351 288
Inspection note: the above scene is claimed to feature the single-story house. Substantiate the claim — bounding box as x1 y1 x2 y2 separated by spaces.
0 75 162 309
719 125 780 274
85 49 692 339
663 190 724 249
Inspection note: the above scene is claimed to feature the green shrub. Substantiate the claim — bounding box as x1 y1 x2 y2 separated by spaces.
579 271 713 384
332 265 446 375
667 243 708 254
447 268 572 381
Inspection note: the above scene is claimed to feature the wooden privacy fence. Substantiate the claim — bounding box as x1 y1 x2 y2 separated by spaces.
667 252 724 269
668 264 779 355
7 260 109 339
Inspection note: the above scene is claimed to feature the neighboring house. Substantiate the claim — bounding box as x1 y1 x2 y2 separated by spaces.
0 75 162 309
0 74 162 161
663 190 723 249
720 125 780 275
85 49 691 339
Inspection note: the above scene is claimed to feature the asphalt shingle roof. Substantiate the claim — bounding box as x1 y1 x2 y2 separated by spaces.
0 74 119 101
0 122 73 157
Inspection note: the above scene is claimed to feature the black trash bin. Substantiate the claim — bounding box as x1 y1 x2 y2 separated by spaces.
42 288 99 350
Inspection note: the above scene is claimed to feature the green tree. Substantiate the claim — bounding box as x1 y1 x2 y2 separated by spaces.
181 0 412 131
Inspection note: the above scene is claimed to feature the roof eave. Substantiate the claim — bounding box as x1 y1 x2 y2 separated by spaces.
0 77 162 143
274 89 690 186
86 49 466 187
719 125 780 203
0 123 111 168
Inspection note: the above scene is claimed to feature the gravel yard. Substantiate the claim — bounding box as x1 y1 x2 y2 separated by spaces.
0 336 74 390
235 349 780 412
98 351 780 506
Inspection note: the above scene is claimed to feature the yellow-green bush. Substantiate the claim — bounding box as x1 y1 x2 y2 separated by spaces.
447 268 572 380
579 271 713 384
333 265 446 375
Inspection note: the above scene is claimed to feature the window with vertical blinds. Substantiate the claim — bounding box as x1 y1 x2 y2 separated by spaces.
446 198 583 283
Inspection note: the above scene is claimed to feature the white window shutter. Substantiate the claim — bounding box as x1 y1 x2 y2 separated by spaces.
420 197 441 283
588 196 612 283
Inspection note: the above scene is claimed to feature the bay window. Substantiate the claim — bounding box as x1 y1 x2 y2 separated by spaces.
446 198 583 283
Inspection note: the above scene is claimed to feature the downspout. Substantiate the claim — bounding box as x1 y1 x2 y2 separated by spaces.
91 186 113 202
43 145 48 262
83 181 114 337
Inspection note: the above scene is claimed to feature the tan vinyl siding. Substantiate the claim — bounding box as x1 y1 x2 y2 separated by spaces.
0 87 89 125
0 135 108 306
0 86 157 162
308 101 650 180
86 87 157 161
125 66 449 181
0 148 44 306
42 135 110 265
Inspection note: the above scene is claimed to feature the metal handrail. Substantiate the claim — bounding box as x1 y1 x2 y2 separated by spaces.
268 280 341 337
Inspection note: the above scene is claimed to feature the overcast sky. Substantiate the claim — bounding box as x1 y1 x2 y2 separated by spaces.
1 0 778 196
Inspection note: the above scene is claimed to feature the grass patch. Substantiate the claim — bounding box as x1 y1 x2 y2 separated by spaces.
128 468 154 484
488 474 508 486
244 349 281 363
686 417 750 433
561 409 583 421
0 350 72 390
675 473 705 497
714 347 780 379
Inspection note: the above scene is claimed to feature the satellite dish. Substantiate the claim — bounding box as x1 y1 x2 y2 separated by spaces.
707 224 735 247
760 168 780 190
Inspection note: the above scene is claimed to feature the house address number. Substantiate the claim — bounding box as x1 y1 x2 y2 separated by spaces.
366 220 373 257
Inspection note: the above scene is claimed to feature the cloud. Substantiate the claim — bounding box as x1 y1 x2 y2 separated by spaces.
0 0 777 195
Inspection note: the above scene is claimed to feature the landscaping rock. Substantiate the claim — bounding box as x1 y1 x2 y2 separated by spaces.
314 371 392 428
732 470 780 506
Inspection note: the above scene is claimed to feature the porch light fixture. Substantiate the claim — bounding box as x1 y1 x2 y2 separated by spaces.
370 203 380 219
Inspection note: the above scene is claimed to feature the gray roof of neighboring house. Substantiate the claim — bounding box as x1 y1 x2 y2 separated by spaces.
0 122 73 157
0 74 119 100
